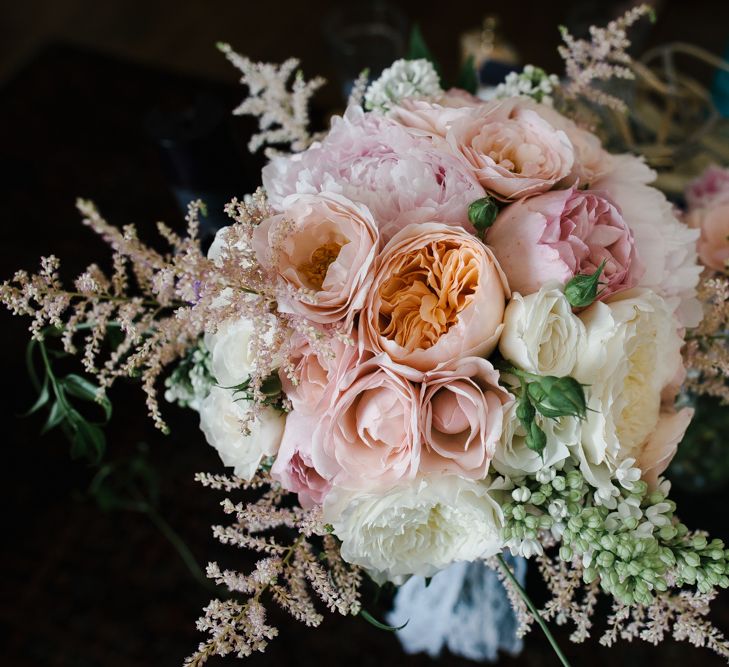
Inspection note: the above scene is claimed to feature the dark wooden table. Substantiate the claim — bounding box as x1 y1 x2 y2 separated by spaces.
1 43 728 667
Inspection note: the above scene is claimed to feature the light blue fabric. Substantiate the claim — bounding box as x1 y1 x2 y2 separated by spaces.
387 556 526 662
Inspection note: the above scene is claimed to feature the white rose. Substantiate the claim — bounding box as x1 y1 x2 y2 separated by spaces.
323 476 504 584
572 288 684 482
205 318 257 387
199 386 285 480
499 283 585 377
493 402 574 478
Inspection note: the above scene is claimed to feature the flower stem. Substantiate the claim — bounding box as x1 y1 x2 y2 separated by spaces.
496 553 572 667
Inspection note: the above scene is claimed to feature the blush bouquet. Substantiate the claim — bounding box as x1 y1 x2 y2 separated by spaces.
4 5 729 665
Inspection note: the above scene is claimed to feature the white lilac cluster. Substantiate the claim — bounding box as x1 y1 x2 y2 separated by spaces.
492 64 561 106
195 68 705 588
164 341 214 411
364 58 442 112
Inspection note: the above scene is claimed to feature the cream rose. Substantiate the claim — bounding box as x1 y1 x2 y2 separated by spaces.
572 289 688 485
419 357 513 479
446 98 574 199
199 386 285 480
252 192 379 327
324 476 504 583
499 283 586 377
311 354 422 491
360 222 509 371
204 317 256 387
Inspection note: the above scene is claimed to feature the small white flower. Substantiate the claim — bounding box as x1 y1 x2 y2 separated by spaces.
507 537 543 559
615 458 642 490
548 499 568 520
645 502 672 527
512 487 532 503
364 59 442 113
493 65 560 106
536 467 557 484
593 484 619 509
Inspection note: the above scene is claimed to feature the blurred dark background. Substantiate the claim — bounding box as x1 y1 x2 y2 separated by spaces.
1 1 729 666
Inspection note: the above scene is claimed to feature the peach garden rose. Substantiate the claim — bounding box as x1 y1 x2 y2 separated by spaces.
252 191 379 327
360 222 509 371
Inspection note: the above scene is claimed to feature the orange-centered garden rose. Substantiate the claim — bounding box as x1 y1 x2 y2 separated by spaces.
361 222 509 371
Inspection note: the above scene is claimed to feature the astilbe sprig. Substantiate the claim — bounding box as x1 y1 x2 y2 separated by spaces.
186 472 362 665
557 4 654 112
217 42 326 157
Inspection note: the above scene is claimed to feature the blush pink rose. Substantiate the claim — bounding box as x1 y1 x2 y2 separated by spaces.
420 357 513 479
253 192 378 327
271 412 330 508
262 106 485 241
280 333 363 416
360 222 509 371
311 354 422 491
686 203 729 273
487 187 644 299
686 165 729 210
446 97 574 199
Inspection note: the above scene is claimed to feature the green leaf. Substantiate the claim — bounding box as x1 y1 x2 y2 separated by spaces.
407 25 442 79
359 609 408 632
260 372 282 397
525 420 547 455
41 399 67 434
63 373 112 421
565 260 606 308
527 376 587 420
456 55 478 95
69 414 106 463
516 394 536 429
468 196 499 240
22 375 50 417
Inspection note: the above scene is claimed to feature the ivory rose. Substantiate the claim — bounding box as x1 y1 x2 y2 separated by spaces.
419 357 513 479
360 222 509 371
311 354 422 491
572 289 689 488
323 476 504 583
262 106 485 241
446 97 574 199
686 203 729 273
499 283 586 377
487 187 643 299
253 192 378 327
199 387 285 480
271 412 330 508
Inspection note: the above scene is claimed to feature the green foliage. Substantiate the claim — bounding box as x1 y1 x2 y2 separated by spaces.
25 331 112 464
359 609 408 632
456 55 478 95
407 24 442 79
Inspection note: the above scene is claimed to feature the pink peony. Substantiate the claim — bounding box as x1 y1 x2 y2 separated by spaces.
310 354 422 491
262 106 485 241
445 97 574 199
252 192 378 328
636 407 693 490
271 412 330 508
419 357 513 479
486 187 643 299
686 165 729 210
686 203 729 273
360 222 509 371
389 88 482 138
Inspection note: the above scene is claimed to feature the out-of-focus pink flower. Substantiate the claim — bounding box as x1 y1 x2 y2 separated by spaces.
487 187 643 298
419 357 512 479
686 165 729 210
262 106 485 241
685 203 729 273
636 407 693 490
361 222 509 371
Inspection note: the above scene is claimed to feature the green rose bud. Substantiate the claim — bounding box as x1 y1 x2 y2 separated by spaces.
525 420 547 455
564 259 607 308
516 395 536 428
526 375 587 419
468 196 499 240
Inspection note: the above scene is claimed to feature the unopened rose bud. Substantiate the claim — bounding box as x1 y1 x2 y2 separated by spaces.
468 196 498 240
564 259 607 308
526 375 587 419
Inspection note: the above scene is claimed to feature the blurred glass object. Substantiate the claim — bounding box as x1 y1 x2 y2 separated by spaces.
145 92 249 241
460 16 520 95
323 2 409 101
669 394 729 493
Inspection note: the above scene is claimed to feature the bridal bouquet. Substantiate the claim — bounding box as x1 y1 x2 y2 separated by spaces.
4 5 729 665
